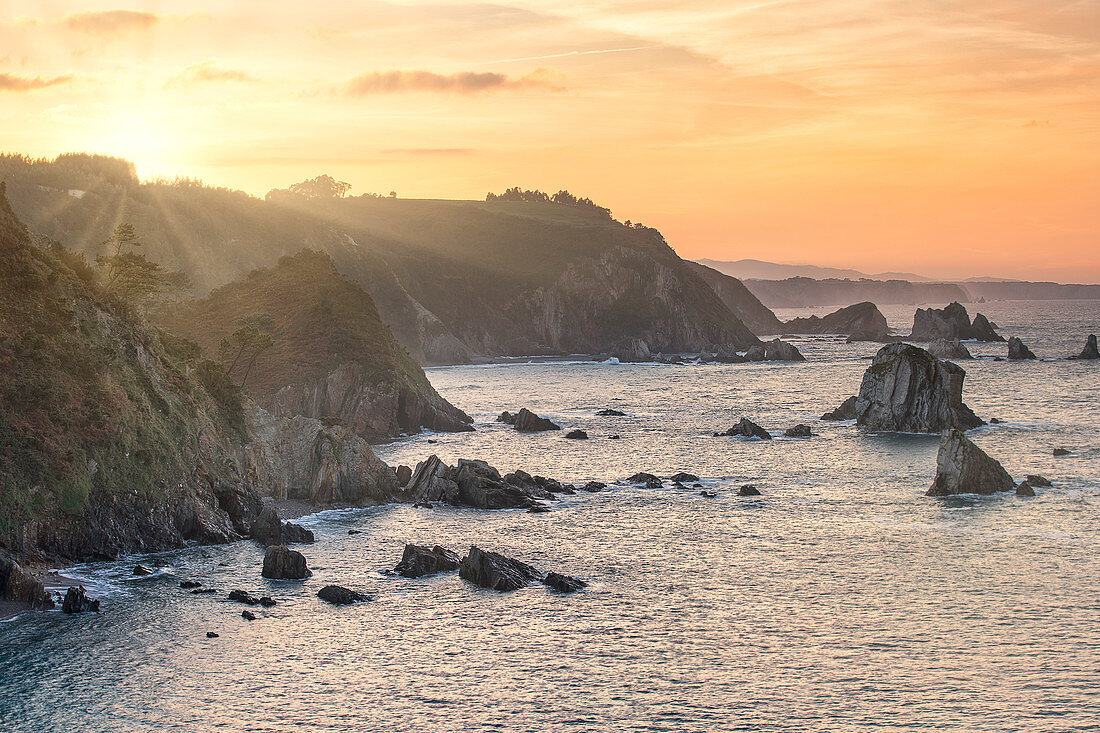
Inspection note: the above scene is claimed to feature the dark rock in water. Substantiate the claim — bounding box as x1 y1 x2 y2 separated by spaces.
513 408 561 432
241 610 257 621
0 554 54 610
413 502 434 509
1072 334 1099 360
227 590 261 606
737 485 762 496
542 572 587 593
206 632 219 638
1026 474 1052 487
395 464 413 487
608 434 621 440
180 580 202 589
259 596 276 607
452 459 546 509
581 481 607 492
317 585 371 605
928 429 1014 496
627 472 660 484
1053 448 1071 456
744 345 766 361
597 408 626 416
911 302 1004 342
392 544 461 578
969 313 1002 342
927 339 973 360
718 418 772 440
459 546 542 592
133 565 154 576
565 429 589 440
251 505 315 547
763 338 805 362
821 395 858 421
829 343 983 433
153 559 170 568
611 337 652 363
668 472 700 483
783 302 890 341
191 588 217 594
1008 337 1037 360
62 586 99 614
699 490 717 498
1015 480 1036 497
496 411 518 425
783 425 813 438
348 529 361 535
714 346 747 364
527 503 551 513
989 417 1002 424
261 546 311 580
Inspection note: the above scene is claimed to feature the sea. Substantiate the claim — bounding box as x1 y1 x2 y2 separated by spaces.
1 300 1098 732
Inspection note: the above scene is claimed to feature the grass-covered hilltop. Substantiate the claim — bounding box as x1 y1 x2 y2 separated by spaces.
1 154 772 363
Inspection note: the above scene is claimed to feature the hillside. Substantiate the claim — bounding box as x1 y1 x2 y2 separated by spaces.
698 258 930 282
159 250 472 441
1 154 762 362
743 277 970 308
684 261 783 335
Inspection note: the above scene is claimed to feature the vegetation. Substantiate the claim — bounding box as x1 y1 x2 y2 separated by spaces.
96 223 191 309
486 187 612 219
217 313 274 389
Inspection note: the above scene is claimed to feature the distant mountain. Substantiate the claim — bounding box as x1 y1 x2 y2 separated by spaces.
697 258 931 282
743 277 970 309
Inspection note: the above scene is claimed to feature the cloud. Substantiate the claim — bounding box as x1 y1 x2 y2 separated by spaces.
383 148 474 156
62 9 158 35
169 61 256 86
345 69 562 95
0 72 71 91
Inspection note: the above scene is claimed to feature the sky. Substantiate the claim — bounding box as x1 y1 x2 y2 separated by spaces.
1 1 1098 282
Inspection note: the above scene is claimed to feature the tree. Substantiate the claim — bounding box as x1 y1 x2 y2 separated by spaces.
287 175 352 199
95 223 191 308
217 313 275 389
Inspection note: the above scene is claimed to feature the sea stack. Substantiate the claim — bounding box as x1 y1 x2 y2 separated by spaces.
928 429 1014 496
1072 335 1099 360
1007 337 1037 360
910 302 1004 342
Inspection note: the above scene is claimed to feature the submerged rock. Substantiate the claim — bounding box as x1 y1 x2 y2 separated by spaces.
927 429 1014 496
717 418 772 440
317 585 371 605
179 580 202 589
926 339 973 360
251 505 315 547
392 544 461 578
597 408 626 416
61 586 100 614
542 572 587 593
829 343 983 433
1008 337 1037 360
241 610 257 621
1072 334 1099 360
261 545 311 580
512 408 561 432
1053 448 1071 456
783 425 813 438
565 429 589 440
459 546 542 592
227 590 261 605
668 472 700 483
581 481 607 492
206 632 219 638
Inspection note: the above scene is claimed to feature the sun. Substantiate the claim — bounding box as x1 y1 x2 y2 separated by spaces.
88 111 189 181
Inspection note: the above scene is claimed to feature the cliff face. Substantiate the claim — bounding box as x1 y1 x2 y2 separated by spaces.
743 277 970 309
782 302 890 340
159 250 472 442
685 261 784 336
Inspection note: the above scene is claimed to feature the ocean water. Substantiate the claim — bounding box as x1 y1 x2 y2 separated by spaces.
2 300 1098 732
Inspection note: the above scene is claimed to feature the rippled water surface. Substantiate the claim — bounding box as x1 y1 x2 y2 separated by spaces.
2 300 1098 732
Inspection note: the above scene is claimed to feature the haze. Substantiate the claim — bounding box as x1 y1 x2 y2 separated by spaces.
2 1 1098 282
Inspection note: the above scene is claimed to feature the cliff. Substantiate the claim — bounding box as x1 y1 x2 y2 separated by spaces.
781 302 889 340
685 261 784 335
743 277 970 309
159 250 472 441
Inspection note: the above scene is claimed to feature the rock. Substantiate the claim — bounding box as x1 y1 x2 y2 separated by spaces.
261 545 312 580
317 585 371 605
0 553 54 610
783 425 813 438
1072 334 1099 359
668 472 700 483
699 490 717 497
1026 474 1052 487
611 337 652 363
392 544 462 578
348 529 361 535
1007 337 1037 360
241 610 257 621
737 485 761 496
251 505 315 547
717 418 772 440
1015 480 1036 497
1053 448 1071 456
581 481 606 492
542 572 587 593
191 588 217 594
565 429 589 440
496 411 517 425
404 455 459 504
926 339 973 360
61 586 100 614
989 417 1002 424
608 434 621 440
459 546 542 592
626 472 662 488
763 339 805 362
206 632 219 638
179 580 202 589
783 302 890 340
821 395 858 421
132 565 154 576
413 501 433 509
927 429 1015 496
911 302 1004 342
830 343 983 432
512 408 561 432
259 596 276 607
597 408 626 416
714 346 747 363
395 464 413 486
744 345 766 361
527 503 551 513
227 589 261 605
454 460 542 509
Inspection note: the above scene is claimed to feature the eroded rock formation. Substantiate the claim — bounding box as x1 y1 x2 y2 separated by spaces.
927 429 1014 496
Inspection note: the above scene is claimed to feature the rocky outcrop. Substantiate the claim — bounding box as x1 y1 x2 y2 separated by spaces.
717 418 772 440
565 429 589 440
1007 337 1037 360
458 546 542 591
61 586 99 613
250 505 314 547
829 343 983 432
0 553 54 610
542 572 587 593
597 408 626 416
926 339 973 360
261 545 311 579
783 425 813 438
763 339 805 362
783 302 889 340
391 544 461 578
317 585 370 605
927 429 1014 496
1071 334 1099 359
610 337 652 363
686 261 784 335
512 408 560 432
821 396 858 421
737 485 762 496
910 302 1004 342
1015 480 1036 497
403 456 568 510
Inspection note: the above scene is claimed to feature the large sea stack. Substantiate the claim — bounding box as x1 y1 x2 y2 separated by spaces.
910 302 1004 342
928 430 1014 496
782 302 890 341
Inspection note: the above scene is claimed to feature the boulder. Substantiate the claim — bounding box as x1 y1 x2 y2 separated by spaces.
597 408 626 416
1026 474 1052 487
714 346 747 364
317 585 371 605
1007 337 1037 360
926 339 973 360
206 632 219 638
699 490 717 497
829 343 983 432
261 545 312 579
180 580 202 589
227 590 261 605
0 553 54 610
927 429 1014 496
61 586 100 614
717 418 772 440
192 588 217 594
743 345 766 361
404 455 460 504
513 408 561 432
737 485 762 496
132 565 154 576
565 429 589 440
610 337 652 363
259 596 276 607
763 339 805 362
251 505 315 547
392 544 461 578
1053 448 1071 456
1015 480 1036 497
581 481 607 492
459 546 542 592
395 464 412 487
242 610 257 621
1072 334 1099 359
454 460 540 509
784 302 890 340
668 472 700 483
821 395 858 421
496 411 518 425
910 302 1004 342
542 572 587 593
783 425 813 438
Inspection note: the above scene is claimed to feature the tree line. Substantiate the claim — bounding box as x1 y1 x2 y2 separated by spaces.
485 187 612 219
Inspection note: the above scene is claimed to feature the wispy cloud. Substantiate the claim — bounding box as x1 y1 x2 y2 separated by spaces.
345 69 562 95
0 72 71 91
169 60 256 87
483 45 660 64
62 9 158 35
383 148 474 156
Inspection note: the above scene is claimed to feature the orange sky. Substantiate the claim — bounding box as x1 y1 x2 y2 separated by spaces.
2 1 1098 281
